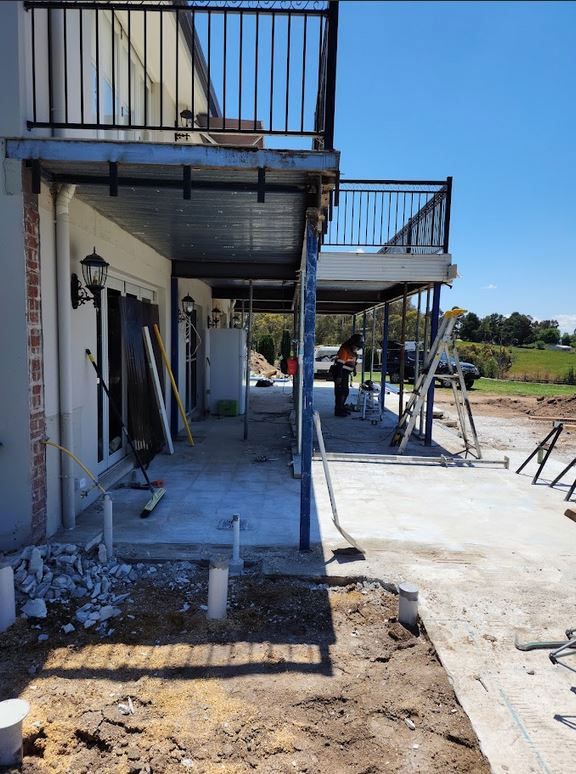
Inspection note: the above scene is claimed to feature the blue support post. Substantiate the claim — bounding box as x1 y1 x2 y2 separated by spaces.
299 219 319 551
424 283 442 446
360 311 367 383
380 303 389 412
170 276 179 437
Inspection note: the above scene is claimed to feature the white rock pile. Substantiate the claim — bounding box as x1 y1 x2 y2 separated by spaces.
9 542 138 636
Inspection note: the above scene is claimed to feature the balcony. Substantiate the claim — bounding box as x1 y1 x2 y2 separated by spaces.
24 0 338 150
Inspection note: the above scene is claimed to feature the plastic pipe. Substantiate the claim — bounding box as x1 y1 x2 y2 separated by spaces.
207 558 229 620
0 567 16 633
229 514 244 576
55 184 76 529
398 582 419 629
103 494 113 560
0 699 30 767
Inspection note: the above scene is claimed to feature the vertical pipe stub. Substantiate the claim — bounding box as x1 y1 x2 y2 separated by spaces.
398 582 419 629
103 494 113 560
0 566 16 633
207 558 229 620
0 699 30 767
229 514 244 576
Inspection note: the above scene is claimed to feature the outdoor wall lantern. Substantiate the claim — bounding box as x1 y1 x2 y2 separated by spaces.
71 247 109 310
178 293 196 323
207 308 222 328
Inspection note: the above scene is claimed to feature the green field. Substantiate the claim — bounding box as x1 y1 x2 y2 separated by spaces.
507 346 576 381
471 378 576 397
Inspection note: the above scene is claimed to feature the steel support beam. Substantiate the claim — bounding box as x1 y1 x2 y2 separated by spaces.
425 283 442 446
299 216 319 551
380 303 389 412
170 276 179 436
172 261 296 280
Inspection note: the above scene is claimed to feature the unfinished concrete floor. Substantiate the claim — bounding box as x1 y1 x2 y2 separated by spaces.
60 379 576 773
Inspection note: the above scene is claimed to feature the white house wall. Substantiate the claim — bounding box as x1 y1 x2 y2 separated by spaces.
38 184 213 535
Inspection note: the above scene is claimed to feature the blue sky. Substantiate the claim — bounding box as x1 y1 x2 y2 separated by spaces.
333 1 576 332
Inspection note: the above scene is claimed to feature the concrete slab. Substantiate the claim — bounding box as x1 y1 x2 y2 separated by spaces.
58 379 576 773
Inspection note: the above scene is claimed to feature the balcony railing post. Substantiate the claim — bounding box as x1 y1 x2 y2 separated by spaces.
443 176 453 253
323 0 339 150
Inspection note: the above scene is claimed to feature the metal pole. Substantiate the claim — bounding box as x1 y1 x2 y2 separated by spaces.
443 176 453 253
425 283 442 446
360 311 367 384
299 219 318 551
243 280 253 441
170 276 180 437
323 1 339 151
414 291 421 434
398 284 408 417
369 308 376 380
297 274 305 454
380 303 389 412
419 288 431 437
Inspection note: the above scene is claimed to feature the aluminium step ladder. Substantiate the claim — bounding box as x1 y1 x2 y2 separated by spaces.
390 308 482 457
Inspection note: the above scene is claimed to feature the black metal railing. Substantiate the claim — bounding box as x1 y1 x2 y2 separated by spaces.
323 178 453 253
24 0 338 149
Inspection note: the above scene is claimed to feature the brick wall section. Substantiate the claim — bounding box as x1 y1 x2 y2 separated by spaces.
23 170 47 541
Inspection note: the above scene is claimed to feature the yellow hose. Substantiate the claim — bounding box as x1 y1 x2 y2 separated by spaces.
43 438 107 495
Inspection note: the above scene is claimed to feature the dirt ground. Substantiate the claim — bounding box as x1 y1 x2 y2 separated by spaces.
1 576 488 774
434 390 576 420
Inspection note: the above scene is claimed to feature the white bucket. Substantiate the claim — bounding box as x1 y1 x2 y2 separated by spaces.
0 698 30 767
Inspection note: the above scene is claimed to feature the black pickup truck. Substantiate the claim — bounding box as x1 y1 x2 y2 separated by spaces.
387 344 480 390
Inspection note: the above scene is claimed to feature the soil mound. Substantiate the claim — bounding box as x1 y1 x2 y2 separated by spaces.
527 393 576 419
250 349 281 378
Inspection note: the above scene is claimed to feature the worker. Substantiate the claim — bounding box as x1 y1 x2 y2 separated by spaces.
332 333 364 416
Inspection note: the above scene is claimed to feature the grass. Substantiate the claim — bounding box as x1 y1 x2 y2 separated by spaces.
471 378 576 397
350 371 576 398
507 346 576 381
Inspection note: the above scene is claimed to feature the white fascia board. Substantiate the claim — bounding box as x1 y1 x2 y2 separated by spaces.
317 251 453 283
5 138 340 173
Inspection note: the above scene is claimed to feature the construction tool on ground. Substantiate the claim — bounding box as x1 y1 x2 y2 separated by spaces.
152 323 194 446
516 421 576 501
515 628 576 673
390 309 481 458
357 380 381 425
86 349 166 517
313 411 364 555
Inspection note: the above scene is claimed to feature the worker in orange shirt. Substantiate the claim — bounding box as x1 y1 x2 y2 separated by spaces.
332 333 364 416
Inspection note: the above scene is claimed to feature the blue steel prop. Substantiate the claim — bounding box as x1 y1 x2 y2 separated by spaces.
424 282 441 446
299 217 319 551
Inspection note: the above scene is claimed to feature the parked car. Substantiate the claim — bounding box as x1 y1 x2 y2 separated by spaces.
314 346 363 379
387 343 480 390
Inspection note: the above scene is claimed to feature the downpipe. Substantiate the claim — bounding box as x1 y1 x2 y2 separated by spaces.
55 184 76 529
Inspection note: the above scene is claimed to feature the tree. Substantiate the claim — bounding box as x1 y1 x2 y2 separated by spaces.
478 313 506 343
501 312 534 345
458 312 482 342
257 335 276 365
538 327 561 345
561 333 572 347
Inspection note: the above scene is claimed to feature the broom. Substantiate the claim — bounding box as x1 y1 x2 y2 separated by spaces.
85 349 166 517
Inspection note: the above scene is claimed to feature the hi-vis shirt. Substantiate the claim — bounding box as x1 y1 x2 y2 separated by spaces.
335 344 357 372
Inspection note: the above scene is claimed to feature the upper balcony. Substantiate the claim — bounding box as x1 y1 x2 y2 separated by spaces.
22 0 338 150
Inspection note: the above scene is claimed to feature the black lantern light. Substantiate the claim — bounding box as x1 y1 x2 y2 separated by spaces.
71 247 109 309
178 293 196 323
207 308 222 328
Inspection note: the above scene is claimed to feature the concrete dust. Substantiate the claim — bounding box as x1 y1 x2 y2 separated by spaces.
1 574 488 773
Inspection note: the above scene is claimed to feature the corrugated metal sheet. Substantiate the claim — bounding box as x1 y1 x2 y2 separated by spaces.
317 252 453 283
41 160 309 269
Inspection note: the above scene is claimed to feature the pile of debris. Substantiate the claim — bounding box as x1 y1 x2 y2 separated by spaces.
527 393 576 420
250 349 281 378
5 543 199 638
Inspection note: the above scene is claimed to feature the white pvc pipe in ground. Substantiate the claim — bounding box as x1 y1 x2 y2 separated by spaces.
103 494 113 560
0 699 30 767
207 559 229 620
229 514 244 576
398 582 419 628
0 566 16 633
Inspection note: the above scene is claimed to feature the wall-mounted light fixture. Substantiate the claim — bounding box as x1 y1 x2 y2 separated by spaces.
207 308 222 329
178 293 195 323
71 247 109 310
